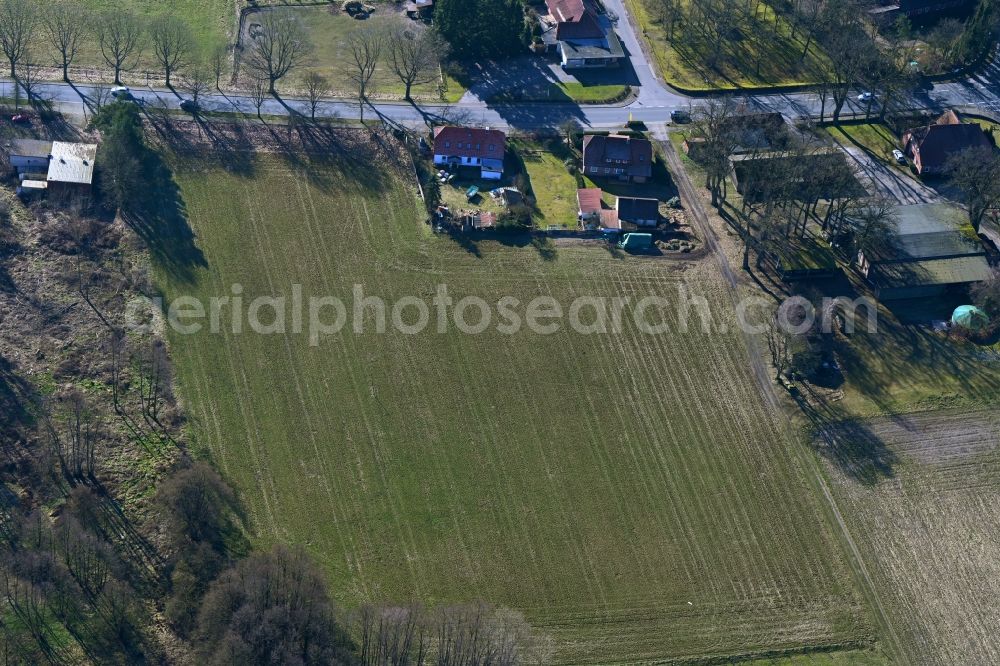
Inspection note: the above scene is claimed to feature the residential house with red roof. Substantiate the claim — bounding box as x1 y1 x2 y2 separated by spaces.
543 0 626 69
581 133 653 183
902 110 993 176
432 126 506 180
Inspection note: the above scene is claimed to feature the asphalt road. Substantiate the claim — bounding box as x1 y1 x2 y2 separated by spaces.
2 30 998 130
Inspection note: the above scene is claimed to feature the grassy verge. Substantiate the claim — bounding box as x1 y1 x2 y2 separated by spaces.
488 82 631 104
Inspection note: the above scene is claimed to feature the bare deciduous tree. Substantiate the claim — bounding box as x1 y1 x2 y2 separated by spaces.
347 24 385 122
15 55 40 109
0 0 36 78
244 12 312 94
98 10 144 84
182 61 213 107
947 146 1000 233
248 74 268 120
210 44 228 89
44 1 86 82
301 71 329 121
151 15 192 88
847 194 898 259
765 312 791 380
387 22 446 101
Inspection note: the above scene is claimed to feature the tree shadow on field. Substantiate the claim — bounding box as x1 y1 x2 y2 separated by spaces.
0 354 36 443
797 389 898 486
120 132 206 285
292 122 391 195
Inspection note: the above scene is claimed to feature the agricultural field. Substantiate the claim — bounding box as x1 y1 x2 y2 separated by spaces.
625 0 833 90
152 137 873 663
818 409 1000 665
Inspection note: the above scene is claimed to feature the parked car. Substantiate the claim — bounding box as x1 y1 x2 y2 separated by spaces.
110 86 131 100
179 99 200 113
892 149 907 165
10 113 31 124
857 91 875 103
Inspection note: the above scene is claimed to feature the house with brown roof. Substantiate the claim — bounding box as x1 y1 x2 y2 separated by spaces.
543 0 626 69
433 126 506 180
902 110 992 176
581 134 653 183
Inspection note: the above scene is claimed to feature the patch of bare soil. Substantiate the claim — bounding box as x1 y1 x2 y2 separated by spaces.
821 409 1000 665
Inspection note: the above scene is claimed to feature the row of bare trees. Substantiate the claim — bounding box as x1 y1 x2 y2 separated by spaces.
690 99 897 272
339 19 449 121
0 0 228 88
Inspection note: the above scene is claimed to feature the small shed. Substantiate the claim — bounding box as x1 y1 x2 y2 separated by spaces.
619 232 653 251
16 179 47 199
47 141 97 195
7 139 53 174
577 187 602 221
616 196 659 227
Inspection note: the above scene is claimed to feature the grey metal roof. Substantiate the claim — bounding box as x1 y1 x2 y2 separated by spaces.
47 142 97 185
560 30 625 60
8 139 53 159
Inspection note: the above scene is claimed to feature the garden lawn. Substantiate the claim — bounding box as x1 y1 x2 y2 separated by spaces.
154 145 872 663
519 149 580 228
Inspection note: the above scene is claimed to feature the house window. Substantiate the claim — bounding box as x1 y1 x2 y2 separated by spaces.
444 141 450 148
476 144 481 150
604 168 610 174
639 155 645 161
488 144 495 152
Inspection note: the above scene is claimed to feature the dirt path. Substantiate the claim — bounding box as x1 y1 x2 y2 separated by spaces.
657 127 908 661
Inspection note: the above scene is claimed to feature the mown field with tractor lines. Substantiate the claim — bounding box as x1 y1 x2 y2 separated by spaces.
153 145 873 663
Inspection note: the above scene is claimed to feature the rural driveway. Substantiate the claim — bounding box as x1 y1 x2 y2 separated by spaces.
839 146 942 205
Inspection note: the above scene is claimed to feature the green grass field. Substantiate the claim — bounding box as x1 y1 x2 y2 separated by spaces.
266 7 465 102
153 142 872 662
68 0 232 74
626 0 832 90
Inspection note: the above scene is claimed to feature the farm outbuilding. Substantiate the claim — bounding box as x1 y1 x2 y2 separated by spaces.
859 204 991 300
7 139 52 174
46 142 97 196
616 196 659 227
